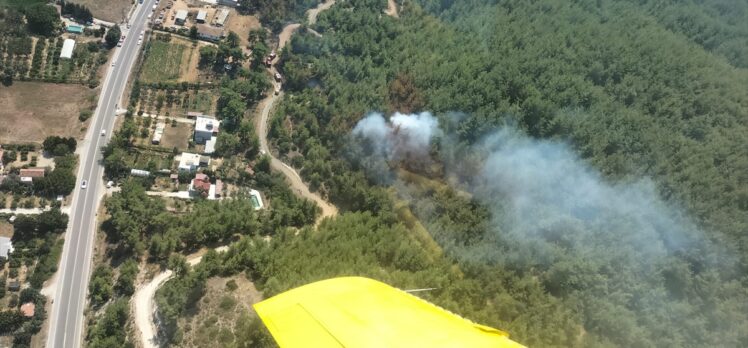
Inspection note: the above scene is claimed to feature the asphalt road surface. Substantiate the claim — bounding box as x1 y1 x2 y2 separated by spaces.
46 1 155 347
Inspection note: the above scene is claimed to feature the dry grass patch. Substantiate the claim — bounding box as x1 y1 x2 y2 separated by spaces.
160 122 193 150
0 82 97 143
225 10 261 49
69 0 133 23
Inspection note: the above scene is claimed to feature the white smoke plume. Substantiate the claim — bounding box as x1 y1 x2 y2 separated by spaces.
352 112 441 162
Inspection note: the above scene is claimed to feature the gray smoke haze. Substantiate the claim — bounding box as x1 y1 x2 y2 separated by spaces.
350 112 725 270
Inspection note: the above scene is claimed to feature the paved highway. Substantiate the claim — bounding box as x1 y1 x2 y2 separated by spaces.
46 0 155 347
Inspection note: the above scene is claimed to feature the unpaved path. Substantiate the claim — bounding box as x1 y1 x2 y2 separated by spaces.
255 93 338 224
259 0 339 224
278 23 300 51
308 0 336 25
385 0 399 18
133 246 229 348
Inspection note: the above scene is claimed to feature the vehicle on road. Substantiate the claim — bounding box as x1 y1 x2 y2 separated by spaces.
101 129 106 136
137 39 142 45
274 72 282 81
81 180 87 189
111 61 116 67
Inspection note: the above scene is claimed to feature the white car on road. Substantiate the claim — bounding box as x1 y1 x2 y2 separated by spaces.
81 180 87 189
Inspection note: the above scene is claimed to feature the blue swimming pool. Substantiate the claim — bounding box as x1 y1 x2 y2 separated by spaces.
67 25 84 34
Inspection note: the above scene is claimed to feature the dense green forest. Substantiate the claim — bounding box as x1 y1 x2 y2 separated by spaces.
152 0 748 347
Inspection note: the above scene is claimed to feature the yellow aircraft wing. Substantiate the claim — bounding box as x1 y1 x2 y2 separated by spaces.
253 277 526 348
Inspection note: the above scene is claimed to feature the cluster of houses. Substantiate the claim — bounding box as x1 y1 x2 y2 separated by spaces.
166 0 233 42
135 113 264 209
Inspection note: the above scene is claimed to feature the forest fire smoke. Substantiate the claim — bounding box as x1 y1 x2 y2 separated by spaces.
352 112 441 162
351 111 729 269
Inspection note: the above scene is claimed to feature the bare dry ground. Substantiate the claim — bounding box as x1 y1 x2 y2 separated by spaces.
225 9 261 49
159 122 192 150
0 221 12 238
69 0 132 23
0 82 97 143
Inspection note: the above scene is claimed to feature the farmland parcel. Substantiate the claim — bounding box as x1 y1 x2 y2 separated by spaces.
0 82 96 143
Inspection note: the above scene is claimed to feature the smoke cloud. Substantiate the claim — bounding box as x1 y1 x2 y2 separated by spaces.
352 112 441 161
350 111 727 269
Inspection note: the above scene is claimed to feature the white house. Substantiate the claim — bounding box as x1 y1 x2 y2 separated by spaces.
175 10 188 25
60 39 76 59
197 25 224 42
194 116 220 144
178 152 203 172
152 122 165 144
196 10 207 23
215 9 230 26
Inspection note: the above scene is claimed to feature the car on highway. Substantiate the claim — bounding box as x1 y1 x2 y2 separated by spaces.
137 39 142 45
101 129 106 136
81 180 87 189
111 61 116 67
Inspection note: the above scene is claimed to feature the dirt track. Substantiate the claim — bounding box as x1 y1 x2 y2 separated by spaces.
259 0 339 224
385 0 399 18
133 246 229 348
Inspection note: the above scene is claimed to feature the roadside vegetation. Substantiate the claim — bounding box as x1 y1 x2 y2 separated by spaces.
0 209 68 347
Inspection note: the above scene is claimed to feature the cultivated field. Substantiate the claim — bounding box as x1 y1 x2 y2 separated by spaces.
140 39 188 83
136 87 216 116
68 0 132 23
0 82 96 143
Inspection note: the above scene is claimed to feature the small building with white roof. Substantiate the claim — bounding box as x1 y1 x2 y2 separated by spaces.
60 39 76 59
175 10 188 25
194 116 220 144
178 152 203 172
196 10 207 23
0 237 13 259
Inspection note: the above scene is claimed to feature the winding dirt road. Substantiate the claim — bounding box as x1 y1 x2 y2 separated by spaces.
256 0 339 224
133 246 229 348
